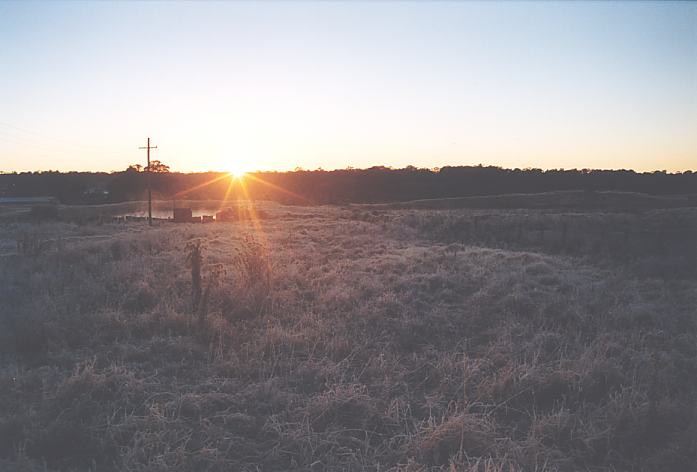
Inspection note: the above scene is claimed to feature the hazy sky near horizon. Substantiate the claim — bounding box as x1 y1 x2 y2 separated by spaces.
1 1 696 173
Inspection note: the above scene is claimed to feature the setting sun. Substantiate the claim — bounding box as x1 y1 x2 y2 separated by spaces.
227 166 248 179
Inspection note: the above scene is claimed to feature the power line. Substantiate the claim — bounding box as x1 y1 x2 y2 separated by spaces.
139 137 158 226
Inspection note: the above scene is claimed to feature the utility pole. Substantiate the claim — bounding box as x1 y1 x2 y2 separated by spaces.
139 137 157 226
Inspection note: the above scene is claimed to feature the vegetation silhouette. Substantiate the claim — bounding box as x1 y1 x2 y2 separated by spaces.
1 165 695 205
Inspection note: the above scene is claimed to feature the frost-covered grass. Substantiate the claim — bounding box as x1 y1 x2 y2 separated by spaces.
1 204 696 471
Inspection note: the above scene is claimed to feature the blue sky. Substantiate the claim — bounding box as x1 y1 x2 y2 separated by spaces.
1 1 695 172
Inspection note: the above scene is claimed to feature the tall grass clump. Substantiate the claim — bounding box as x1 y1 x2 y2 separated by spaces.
187 239 203 311
226 234 272 319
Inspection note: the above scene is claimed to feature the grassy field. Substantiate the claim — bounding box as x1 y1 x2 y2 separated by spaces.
1 197 696 471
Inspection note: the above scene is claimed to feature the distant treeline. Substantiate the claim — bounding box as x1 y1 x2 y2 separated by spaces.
1 166 695 205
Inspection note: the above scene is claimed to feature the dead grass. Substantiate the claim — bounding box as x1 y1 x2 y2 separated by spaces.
0 203 695 471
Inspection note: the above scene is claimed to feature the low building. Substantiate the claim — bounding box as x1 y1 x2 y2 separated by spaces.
173 207 193 223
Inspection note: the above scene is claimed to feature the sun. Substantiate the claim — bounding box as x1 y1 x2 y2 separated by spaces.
227 165 248 179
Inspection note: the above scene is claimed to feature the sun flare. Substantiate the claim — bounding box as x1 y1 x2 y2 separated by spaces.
227 165 248 179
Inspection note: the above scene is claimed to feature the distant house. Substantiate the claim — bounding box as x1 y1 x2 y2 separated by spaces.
173 207 193 223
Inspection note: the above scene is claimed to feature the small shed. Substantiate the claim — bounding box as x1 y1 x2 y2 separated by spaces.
173 207 192 223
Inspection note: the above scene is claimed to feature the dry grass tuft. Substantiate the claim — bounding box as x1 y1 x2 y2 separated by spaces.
413 413 495 466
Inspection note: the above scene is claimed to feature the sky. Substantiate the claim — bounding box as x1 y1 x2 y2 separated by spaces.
0 1 695 173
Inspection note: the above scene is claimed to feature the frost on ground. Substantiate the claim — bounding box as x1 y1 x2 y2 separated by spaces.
1 203 696 471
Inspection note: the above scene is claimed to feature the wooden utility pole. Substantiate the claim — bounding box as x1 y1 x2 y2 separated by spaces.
139 137 158 226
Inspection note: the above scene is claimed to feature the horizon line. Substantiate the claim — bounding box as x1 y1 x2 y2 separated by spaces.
1 164 695 175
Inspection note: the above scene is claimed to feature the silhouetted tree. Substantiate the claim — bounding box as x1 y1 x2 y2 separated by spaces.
1 166 695 205
145 160 170 173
